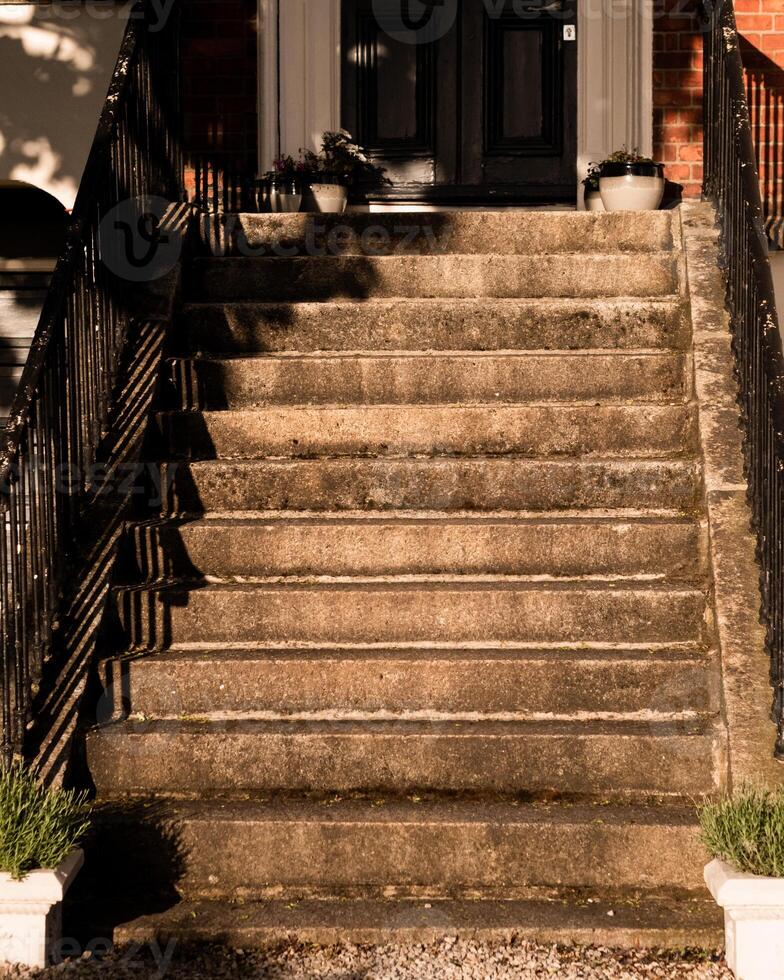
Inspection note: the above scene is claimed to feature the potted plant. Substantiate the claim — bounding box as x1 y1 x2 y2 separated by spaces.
304 130 389 213
0 763 91 968
700 786 784 980
597 147 665 212
582 163 604 211
258 154 306 213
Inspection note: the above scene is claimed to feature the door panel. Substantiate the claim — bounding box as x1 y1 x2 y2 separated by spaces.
342 0 577 201
343 4 440 185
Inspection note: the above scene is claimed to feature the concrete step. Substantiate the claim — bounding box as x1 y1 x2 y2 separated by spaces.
160 457 702 514
155 404 698 461
115 646 718 719
188 254 678 303
113 894 723 950
86 717 721 796
127 514 707 581
94 798 707 898
178 298 688 354
198 210 675 257
114 580 708 649
167 350 690 410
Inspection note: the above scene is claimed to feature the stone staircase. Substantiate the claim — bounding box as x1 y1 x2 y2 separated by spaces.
85 210 726 946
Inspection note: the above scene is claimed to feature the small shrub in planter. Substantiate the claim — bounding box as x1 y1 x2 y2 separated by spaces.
0 764 91 968
700 786 784 979
596 147 665 212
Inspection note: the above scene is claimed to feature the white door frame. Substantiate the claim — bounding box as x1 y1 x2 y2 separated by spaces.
258 0 341 176
258 0 653 206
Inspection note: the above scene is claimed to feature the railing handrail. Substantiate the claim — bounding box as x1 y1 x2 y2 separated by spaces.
0 5 149 486
703 0 784 755
0 0 182 763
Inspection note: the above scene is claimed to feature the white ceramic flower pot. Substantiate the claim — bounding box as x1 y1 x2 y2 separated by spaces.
0 849 83 968
584 188 605 212
599 174 665 212
269 189 302 213
705 858 784 979
309 182 348 214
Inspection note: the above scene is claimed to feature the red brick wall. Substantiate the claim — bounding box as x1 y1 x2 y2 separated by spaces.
653 0 784 231
653 0 703 200
181 0 258 209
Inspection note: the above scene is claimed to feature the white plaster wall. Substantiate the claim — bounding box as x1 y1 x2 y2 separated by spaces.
0 2 131 210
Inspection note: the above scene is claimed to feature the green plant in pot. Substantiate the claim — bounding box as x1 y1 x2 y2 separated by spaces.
597 146 664 212
0 764 91 968
304 130 389 213
582 163 603 211
700 786 784 980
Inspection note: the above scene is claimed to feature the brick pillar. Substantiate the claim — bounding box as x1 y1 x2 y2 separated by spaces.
652 0 704 200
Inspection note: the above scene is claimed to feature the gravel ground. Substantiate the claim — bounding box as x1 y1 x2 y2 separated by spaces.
1 941 732 979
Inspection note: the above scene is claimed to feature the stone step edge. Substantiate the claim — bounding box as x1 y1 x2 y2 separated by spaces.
112 895 723 950
168 347 687 360
155 401 695 415
94 795 702 828
161 639 710 653
130 508 701 524
130 512 703 529
118 645 715 664
113 578 710 594
191 251 678 263
92 717 715 738
180 296 686 311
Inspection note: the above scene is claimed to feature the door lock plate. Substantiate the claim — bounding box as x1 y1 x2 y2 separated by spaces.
563 24 576 41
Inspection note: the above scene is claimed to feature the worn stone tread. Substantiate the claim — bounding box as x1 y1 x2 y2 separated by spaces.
168 350 690 410
128 513 706 581
116 644 719 719
161 457 703 514
86 717 721 796
189 253 679 303
94 797 708 897
113 579 709 648
114 895 723 949
155 403 698 460
178 297 689 354
199 210 675 256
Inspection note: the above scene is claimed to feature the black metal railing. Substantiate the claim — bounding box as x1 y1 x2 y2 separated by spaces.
703 0 784 756
0 0 183 763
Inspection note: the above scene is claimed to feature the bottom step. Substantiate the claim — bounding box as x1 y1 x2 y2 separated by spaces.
114 895 723 950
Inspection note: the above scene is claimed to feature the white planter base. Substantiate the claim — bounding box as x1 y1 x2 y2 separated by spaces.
309 183 348 214
599 174 664 212
0 850 83 969
584 189 605 212
705 858 784 980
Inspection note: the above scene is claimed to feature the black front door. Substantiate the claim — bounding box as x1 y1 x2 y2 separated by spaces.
342 0 578 202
